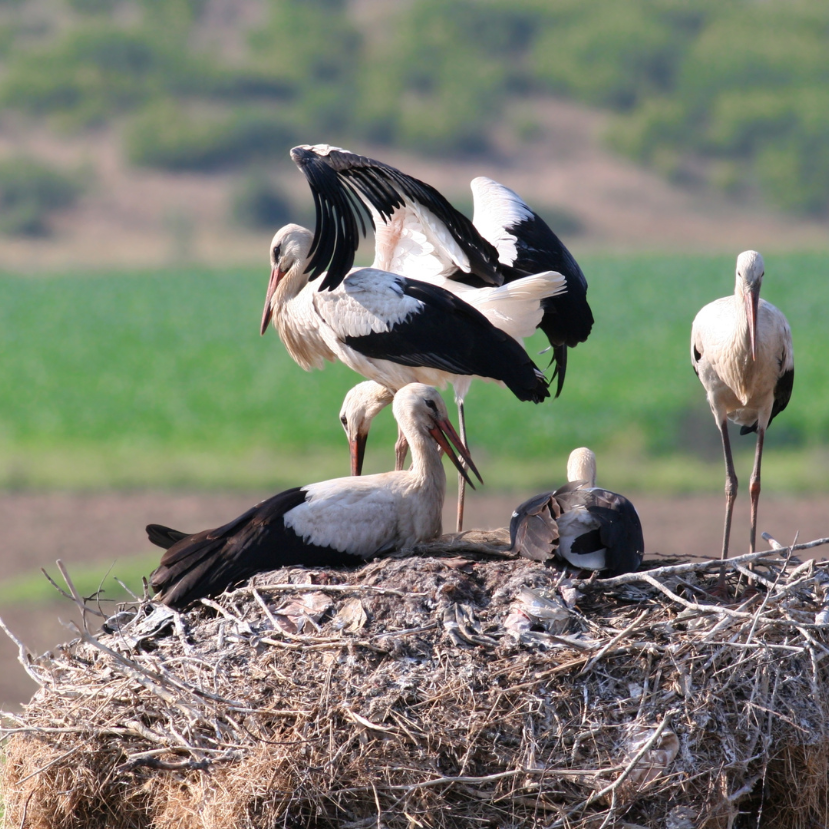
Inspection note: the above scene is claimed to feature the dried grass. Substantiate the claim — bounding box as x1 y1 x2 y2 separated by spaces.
3 530 829 829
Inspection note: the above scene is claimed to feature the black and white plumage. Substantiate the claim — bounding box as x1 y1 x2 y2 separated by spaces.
260 224 550 404
149 384 481 609
691 250 794 559
508 447 644 576
289 144 593 397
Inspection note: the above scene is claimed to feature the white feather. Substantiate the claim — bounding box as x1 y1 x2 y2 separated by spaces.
471 177 533 267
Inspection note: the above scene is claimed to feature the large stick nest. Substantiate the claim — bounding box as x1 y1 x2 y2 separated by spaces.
3 531 829 829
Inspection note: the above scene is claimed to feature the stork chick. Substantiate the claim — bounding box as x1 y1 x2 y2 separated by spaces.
508 447 644 576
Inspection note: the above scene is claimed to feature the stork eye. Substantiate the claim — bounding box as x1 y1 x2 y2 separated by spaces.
425 399 439 413
340 415 348 426
273 244 281 260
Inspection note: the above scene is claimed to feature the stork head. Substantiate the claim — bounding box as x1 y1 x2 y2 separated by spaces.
260 224 314 335
393 384 483 488
735 250 764 360
339 382 395 476
566 447 597 488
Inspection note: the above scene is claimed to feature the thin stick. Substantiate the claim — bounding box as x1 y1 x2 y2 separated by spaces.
582 538 829 589
548 715 672 827
240 582 424 599
0 616 46 688
56 559 106 624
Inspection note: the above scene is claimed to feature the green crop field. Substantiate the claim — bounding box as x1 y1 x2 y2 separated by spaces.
2 252 828 493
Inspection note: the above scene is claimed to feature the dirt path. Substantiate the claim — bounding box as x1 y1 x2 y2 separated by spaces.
1 490 827 708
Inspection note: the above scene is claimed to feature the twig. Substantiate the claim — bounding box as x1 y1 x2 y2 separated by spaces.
56 559 106 624
241 582 425 599
580 611 648 675
547 715 673 828
584 538 829 589
0 616 47 687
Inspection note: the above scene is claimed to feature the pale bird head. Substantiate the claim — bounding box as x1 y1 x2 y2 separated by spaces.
260 224 314 335
393 384 483 488
340 382 395 476
736 250 764 293
566 446 597 487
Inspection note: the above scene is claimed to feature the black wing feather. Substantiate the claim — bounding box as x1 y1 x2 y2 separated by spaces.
739 365 794 435
508 491 560 562
498 212 593 397
149 487 364 609
343 278 549 403
146 524 189 550
291 146 503 291
552 487 643 576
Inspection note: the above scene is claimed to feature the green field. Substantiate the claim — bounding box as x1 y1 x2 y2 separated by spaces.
2 253 828 493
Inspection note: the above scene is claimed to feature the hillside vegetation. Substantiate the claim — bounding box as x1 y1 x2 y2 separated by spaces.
0 0 827 233
3 252 826 492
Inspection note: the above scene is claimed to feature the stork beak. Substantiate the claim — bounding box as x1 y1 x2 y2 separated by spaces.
350 432 368 477
428 416 483 489
260 266 282 336
744 283 759 361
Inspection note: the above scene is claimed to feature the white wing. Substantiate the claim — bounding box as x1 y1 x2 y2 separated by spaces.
471 176 533 267
284 477 403 557
312 268 424 339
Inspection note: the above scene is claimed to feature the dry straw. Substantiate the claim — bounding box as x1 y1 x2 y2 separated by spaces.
3 530 829 829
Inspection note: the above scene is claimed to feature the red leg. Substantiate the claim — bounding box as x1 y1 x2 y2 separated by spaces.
719 418 738 561
456 400 467 533
749 426 765 554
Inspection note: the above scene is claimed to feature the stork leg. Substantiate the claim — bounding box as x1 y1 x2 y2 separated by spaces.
749 426 765 554
456 400 467 533
394 427 409 471
718 417 738 561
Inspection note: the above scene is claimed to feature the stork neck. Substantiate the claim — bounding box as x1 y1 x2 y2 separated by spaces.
276 261 311 303
405 427 447 491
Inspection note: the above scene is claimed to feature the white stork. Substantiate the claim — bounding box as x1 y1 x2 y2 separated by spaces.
691 250 794 560
148 384 481 609
285 144 593 527
339 381 395 476
507 447 644 576
260 223 557 529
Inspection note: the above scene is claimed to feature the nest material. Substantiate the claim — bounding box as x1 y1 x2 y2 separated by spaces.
3 530 829 829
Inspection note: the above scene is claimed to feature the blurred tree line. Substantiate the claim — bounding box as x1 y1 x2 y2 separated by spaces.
0 0 827 234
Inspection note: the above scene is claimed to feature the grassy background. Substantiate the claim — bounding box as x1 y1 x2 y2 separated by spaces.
2 252 828 494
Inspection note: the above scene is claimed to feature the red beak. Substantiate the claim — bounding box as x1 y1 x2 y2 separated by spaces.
349 433 368 477
428 416 483 489
744 284 759 360
260 266 281 336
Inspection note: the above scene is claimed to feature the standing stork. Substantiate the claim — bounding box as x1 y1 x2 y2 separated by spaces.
286 144 593 526
148 384 481 609
691 250 794 560
507 447 644 576
261 223 556 530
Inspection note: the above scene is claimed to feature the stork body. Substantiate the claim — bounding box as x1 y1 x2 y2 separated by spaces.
691 250 794 559
286 144 593 528
508 447 644 576
149 384 480 609
262 224 550 401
